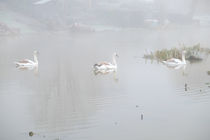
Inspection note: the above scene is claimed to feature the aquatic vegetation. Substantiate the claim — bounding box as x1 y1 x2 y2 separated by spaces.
0 22 19 36
69 22 95 32
143 44 210 63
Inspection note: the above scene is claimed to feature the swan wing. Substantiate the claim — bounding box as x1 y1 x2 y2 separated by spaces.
95 61 111 67
166 58 181 63
93 61 115 71
18 59 34 64
99 61 112 65
14 59 34 66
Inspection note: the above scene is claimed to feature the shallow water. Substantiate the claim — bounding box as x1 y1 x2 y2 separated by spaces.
1 28 210 140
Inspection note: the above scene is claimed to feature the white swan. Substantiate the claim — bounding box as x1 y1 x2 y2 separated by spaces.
162 50 186 66
14 51 39 68
93 53 119 71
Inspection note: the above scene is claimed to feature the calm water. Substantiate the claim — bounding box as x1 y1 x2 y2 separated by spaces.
0 27 210 140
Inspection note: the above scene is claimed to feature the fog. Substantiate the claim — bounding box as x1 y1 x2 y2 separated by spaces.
1 1 210 140
1 0 210 31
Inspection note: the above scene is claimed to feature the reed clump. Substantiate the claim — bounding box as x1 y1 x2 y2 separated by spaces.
143 43 210 62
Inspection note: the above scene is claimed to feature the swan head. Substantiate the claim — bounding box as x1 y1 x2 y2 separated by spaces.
113 52 119 58
182 50 187 54
33 50 39 55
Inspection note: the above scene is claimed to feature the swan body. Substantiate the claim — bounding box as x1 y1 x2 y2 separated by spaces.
14 51 38 68
94 62 116 70
162 51 186 66
164 63 186 70
93 53 119 71
94 68 116 75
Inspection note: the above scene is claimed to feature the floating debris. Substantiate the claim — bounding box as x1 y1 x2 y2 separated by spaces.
29 131 34 137
185 83 188 91
141 114 143 120
143 44 210 63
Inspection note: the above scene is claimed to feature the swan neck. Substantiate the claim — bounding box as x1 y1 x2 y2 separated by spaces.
182 53 186 63
34 54 38 64
112 55 117 66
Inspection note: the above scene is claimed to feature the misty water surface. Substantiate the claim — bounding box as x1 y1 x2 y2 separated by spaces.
0 27 210 140
1 0 210 140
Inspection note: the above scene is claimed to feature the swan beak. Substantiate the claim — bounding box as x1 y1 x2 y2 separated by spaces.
34 50 39 54
35 51 39 55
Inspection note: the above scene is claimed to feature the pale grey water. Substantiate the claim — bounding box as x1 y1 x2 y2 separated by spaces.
0 28 210 140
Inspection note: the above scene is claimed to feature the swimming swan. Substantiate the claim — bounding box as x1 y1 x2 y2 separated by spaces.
162 50 186 66
14 51 39 68
93 53 119 71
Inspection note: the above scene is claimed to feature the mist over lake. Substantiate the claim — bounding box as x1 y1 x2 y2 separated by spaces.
0 0 210 140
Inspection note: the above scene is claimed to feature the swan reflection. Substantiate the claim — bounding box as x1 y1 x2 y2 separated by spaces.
93 69 119 82
16 65 39 75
